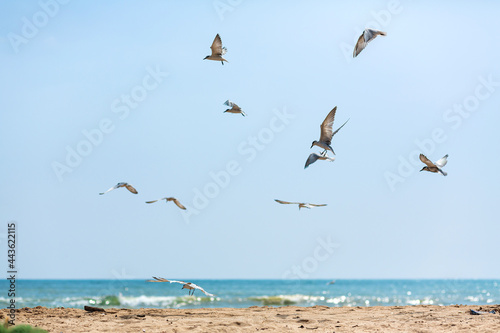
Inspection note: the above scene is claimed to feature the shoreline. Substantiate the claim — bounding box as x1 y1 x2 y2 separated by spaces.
1 304 499 332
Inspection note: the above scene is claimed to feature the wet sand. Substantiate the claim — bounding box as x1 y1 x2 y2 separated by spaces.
2 304 499 332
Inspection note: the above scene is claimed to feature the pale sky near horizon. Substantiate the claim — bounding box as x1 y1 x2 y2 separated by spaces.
1 1 500 280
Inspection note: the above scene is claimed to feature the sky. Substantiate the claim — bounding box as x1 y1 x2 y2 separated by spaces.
1 0 499 280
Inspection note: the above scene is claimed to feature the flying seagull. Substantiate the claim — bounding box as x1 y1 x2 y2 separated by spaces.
145 197 186 210
99 182 138 195
311 106 349 155
304 150 335 169
147 277 214 296
353 28 387 57
223 100 246 116
204 34 228 65
275 199 327 210
419 154 448 176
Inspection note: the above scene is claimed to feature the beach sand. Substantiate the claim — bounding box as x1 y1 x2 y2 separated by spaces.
2 304 499 332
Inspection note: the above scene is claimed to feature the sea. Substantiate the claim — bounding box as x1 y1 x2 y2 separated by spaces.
1 280 498 309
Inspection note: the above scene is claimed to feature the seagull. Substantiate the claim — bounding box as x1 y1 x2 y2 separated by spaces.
99 182 138 195
145 197 186 210
311 106 349 155
419 154 448 176
304 150 335 169
204 34 228 65
147 277 214 297
275 199 327 210
327 280 336 285
353 28 387 57
223 100 246 116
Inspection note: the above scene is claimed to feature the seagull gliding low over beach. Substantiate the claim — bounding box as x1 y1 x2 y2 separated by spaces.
147 277 214 296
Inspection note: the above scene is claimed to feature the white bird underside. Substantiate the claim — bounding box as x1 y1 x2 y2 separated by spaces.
275 199 327 209
147 277 214 296
99 182 138 195
145 197 186 210
353 28 387 57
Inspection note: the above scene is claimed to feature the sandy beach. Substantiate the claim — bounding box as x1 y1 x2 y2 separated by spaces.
2 304 499 332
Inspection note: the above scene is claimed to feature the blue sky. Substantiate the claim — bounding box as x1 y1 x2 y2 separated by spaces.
1 0 499 280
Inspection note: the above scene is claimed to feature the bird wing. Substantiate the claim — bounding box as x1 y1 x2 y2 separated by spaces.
210 34 223 56
304 153 320 169
419 154 436 168
275 199 301 205
224 100 234 107
319 107 337 145
435 154 448 168
365 29 387 42
331 118 349 138
168 280 188 285
145 199 159 204
363 29 376 43
99 184 121 195
147 277 170 283
125 184 138 194
353 32 367 57
193 284 214 297
309 203 327 207
167 197 187 210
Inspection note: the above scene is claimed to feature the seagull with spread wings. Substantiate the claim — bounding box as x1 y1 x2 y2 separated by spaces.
304 150 335 169
275 199 327 210
419 154 448 176
203 34 228 65
353 28 387 57
223 100 246 116
147 277 214 296
99 182 138 195
311 106 349 155
145 197 186 210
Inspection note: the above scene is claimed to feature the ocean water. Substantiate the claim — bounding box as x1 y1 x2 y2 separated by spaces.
1 280 498 309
